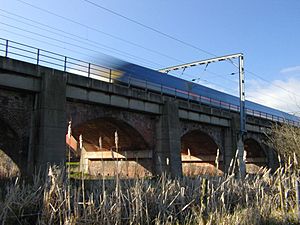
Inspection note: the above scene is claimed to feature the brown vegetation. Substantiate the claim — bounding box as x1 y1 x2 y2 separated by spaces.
0 149 19 178
1 123 300 224
269 123 300 166
0 161 299 225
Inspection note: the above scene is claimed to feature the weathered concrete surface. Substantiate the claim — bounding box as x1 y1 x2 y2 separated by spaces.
28 68 67 171
154 101 182 177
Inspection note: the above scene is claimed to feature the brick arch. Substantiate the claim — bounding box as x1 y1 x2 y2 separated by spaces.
244 138 265 158
244 133 268 157
67 101 156 149
181 129 223 175
0 118 21 176
244 135 268 173
67 101 156 177
72 117 149 151
180 121 223 154
181 130 219 156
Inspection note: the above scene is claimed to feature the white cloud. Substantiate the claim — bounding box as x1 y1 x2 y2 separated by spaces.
280 65 300 74
247 77 300 115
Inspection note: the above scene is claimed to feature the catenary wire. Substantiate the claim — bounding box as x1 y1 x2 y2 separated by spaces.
187 66 298 108
0 25 295 110
0 24 296 112
228 60 300 99
82 0 216 57
0 10 168 68
0 28 132 68
15 0 185 64
0 21 165 69
0 27 239 98
1 28 296 114
0 4 241 94
82 0 300 100
7 0 300 105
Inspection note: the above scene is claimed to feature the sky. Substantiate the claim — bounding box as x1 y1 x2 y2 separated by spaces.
1 0 300 114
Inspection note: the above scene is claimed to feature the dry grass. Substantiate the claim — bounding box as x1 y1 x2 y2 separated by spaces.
0 150 20 178
0 160 299 225
268 123 300 167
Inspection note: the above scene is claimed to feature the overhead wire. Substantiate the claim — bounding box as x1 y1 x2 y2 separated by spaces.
0 22 118 57
173 65 295 112
191 63 210 82
204 69 297 109
82 0 300 101
227 59 300 99
4 0 241 93
204 69 239 83
178 63 297 109
246 69 300 98
0 28 150 72
7 0 300 108
15 0 185 65
1 27 296 113
228 57 297 96
82 0 217 58
0 27 216 92
0 28 107 62
1 28 295 113
169 67 239 96
0 11 164 68
0 11 238 95
0 21 166 69
1 26 239 98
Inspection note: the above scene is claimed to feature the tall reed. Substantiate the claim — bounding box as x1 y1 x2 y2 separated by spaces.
1 158 299 224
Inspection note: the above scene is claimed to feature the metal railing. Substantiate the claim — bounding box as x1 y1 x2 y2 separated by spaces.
0 37 299 126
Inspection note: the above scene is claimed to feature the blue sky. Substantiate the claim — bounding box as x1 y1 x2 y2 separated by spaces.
1 0 300 114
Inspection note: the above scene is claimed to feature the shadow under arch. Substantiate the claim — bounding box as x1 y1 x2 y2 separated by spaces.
244 138 267 173
0 118 21 178
72 117 152 177
181 130 223 176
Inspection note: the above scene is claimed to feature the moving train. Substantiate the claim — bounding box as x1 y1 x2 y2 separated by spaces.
99 58 299 123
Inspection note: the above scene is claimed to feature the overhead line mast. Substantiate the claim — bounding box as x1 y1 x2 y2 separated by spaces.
159 53 246 178
158 53 242 73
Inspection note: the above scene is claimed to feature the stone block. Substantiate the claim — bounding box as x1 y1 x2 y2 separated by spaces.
129 99 144 111
110 95 128 108
88 91 110 105
145 102 160 114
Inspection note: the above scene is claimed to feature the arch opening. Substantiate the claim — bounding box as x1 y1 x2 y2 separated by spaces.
244 138 267 173
181 130 223 176
0 119 21 178
69 117 152 178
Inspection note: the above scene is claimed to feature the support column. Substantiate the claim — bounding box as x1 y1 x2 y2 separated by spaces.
155 100 182 178
28 68 67 173
223 115 240 174
223 127 234 173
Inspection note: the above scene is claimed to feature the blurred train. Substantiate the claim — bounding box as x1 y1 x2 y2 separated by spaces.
97 58 299 123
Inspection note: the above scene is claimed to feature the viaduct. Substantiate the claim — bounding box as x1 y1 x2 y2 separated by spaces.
0 56 280 177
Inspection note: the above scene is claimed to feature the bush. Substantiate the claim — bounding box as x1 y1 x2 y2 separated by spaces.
269 123 300 167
